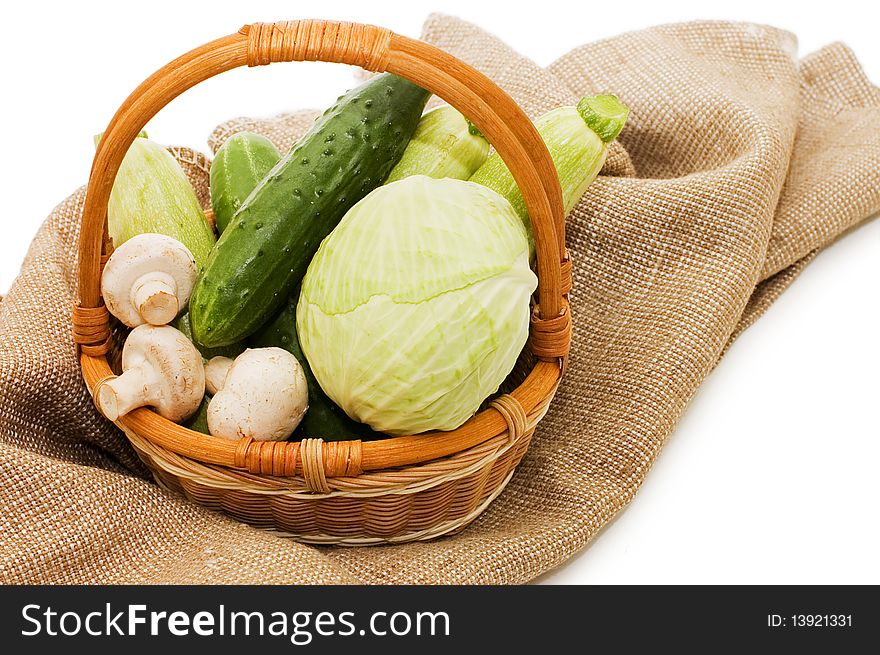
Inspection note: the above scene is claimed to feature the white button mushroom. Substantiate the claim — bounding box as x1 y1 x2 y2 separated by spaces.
101 233 198 327
95 324 206 422
207 348 309 441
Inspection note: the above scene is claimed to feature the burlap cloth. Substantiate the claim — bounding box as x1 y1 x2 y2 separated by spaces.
1 15 878 584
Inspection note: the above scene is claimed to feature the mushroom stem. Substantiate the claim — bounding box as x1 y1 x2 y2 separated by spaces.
131 271 179 325
204 356 234 396
96 365 162 421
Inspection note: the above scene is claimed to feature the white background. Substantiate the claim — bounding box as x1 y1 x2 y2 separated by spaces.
2 0 878 584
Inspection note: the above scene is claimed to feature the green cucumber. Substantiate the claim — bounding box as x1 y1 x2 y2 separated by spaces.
190 73 430 348
385 105 489 183
210 132 281 233
250 300 380 442
173 312 246 361
98 132 217 269
182 394 211 434
209 130 375 442
469 94 628 256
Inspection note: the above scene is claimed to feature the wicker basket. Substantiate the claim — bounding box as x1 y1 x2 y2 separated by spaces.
73 19 572 545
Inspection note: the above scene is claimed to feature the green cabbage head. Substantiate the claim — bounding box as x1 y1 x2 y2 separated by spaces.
297 175 538 435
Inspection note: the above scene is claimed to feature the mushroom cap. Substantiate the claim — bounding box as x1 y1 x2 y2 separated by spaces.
106 324 205 422
207 347 308 441
101 233 198 328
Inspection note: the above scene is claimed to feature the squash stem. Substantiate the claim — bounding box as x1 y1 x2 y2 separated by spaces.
576 95 629 143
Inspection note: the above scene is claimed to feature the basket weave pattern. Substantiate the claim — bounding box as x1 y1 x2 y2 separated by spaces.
127 392 549 545
73 19 571 544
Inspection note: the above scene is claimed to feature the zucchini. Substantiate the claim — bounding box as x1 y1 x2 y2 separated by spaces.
99 133 216 269
210 132 281 233
250 300 379 441
385 105 489 183
189 73 430 348
469 94 628 255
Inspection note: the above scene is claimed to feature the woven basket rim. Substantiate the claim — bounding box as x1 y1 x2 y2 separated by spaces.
123 389 551 497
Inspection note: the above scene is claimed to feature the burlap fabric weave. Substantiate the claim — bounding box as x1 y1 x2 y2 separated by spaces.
1 15 878 584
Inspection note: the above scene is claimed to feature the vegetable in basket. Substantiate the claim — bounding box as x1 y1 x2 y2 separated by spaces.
385 105 489 183
182 394 211 434
249 103 488 440
210 132 281 233
296 175 537 435
101 233 198 328
95 324 205 422
206 127 374 440
98 133 216 269
182 350 310 441
470 94 629 254
250 300 379 441
189 73 431 348
204 356 233 395
205 348 309 441
174 311 246 362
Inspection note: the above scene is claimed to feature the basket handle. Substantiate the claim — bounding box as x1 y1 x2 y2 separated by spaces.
75 20 570 358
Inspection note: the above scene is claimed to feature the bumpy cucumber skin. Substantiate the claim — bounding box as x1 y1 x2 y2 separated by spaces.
209 132 372 441
385 105 489 183
173 312 246 361
190 73 430 348
250 300 380 442
210 132 281 234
